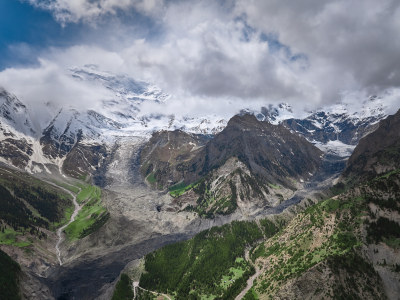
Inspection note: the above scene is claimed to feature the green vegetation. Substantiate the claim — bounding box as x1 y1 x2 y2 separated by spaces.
0 227 31 248
0 165 108 244
259 218 280 237
267 183 280 190
138 157 400 298
146 173 157 184
185 177 238 218
220 258 247 289
78 173 89 182
136 289 156 300
138 169 400 299
0 166 72 245
383 237 400 248
368 197 400 213
64 184 109 240
330 182 346 196
169 182 195 197
327 251 383 299
366 217 400 245
375 146 400 170
363 170 400 248
140 220 276 299
0 249 21 300
249 175 400 298
375 168 400 180
171 168 273 219
76 184 101 204
112 273 134 300
248 195 369 295
52 206 74 230
51 180 80 194
243 287 258 300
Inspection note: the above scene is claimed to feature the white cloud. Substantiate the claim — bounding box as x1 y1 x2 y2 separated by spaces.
28 0 165 24
1 0 399 119
236 0 400 104
0 58 115 128
116 2 320 109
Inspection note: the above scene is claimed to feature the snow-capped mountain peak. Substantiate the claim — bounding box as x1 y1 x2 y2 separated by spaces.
70 65 169 105
0 88 36 137
252 103 294 124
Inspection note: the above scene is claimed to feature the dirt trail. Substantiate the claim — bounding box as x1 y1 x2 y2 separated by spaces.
235 249 261 300
132 281 172 300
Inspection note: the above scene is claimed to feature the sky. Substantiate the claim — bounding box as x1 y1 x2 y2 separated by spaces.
0 0 400 117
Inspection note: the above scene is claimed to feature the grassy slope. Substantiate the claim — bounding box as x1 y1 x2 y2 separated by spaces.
169 181 196 197
0 228 31 248
50 180 80 194
64 184 109 241
248 170 400 298
76 184 101 204
251 196 366 296
0 166 72 247
0 165 109 245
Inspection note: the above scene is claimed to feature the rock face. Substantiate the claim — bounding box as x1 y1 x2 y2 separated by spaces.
62 143 109 180
257 97 387 150
0 137 33 169
140 114 322 217
133 108 400 299
142 114 322 188
279 96 386 145
139 130 210 189
0 80 227 179
282 110 381 146
343 109 400 184
191 114 322 186
170 157 294 217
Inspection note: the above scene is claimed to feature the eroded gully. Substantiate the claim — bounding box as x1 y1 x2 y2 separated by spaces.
55 186 81 266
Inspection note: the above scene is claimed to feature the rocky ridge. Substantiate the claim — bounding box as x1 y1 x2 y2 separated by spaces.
140 114 323 217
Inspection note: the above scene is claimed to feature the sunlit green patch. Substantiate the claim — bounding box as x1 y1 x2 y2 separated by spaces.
76 185 101 204
169 182 195 197
0 228 31 248
64 185 108 240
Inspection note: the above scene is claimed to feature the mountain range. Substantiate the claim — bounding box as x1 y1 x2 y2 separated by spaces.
0 67 399 300
0 66 391 179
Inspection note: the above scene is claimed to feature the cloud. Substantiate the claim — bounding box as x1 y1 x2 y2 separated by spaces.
0 58 115 128
116 1 320 110
27 0 165 24
1 0 399 119
236 0 400 104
